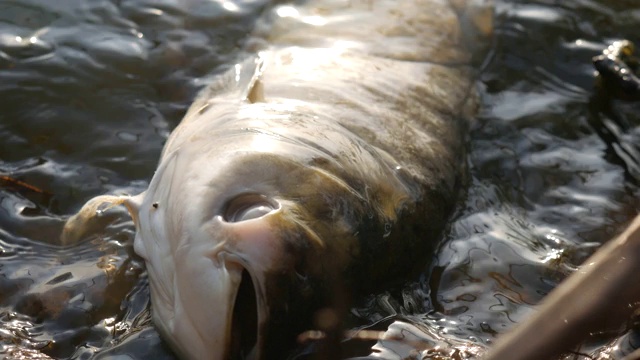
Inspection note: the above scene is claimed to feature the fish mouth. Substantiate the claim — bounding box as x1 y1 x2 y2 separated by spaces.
229 268 260 360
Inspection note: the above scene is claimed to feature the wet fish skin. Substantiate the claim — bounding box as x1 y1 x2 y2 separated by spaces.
63 0 491 358
133 57 471 360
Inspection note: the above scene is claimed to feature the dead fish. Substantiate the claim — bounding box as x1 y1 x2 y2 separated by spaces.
484 214 640 360
62 0 491 358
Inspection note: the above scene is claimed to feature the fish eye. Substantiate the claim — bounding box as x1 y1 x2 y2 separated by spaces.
223 194 279 222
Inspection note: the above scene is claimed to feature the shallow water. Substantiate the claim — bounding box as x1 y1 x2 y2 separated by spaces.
0 0 639 359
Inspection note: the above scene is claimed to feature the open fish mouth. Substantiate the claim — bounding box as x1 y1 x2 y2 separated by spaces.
229 269 260 360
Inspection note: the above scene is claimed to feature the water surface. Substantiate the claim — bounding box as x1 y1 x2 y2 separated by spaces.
1 0 639 359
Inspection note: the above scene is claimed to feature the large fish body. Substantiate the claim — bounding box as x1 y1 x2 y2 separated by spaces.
64 0 490 358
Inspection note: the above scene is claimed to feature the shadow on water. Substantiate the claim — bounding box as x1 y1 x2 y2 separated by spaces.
1 0 640 359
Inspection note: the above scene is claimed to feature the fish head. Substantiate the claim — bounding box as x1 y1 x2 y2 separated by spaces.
131 127 387 359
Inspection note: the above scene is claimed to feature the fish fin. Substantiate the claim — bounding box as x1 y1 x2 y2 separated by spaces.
61 194 141 245
247 78 265 104
450 0 493 43
183 54 266 120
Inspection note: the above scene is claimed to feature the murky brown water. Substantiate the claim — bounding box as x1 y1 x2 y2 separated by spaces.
1 0 639 359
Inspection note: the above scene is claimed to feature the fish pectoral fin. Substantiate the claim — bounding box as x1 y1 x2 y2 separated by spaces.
61 194 138 245
183 54 267 121
237 52 266 103
247 78 265 103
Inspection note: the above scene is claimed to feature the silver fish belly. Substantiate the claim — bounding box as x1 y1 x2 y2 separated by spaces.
63 0 491 358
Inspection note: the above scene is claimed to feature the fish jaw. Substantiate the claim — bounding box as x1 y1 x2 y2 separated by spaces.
132 157 298 359
154 253 245 360
134 215 273 360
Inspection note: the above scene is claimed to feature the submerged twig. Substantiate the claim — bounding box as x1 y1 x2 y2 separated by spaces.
0 175 48 194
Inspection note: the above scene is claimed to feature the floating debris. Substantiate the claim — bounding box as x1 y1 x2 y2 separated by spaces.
593 40 640 100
